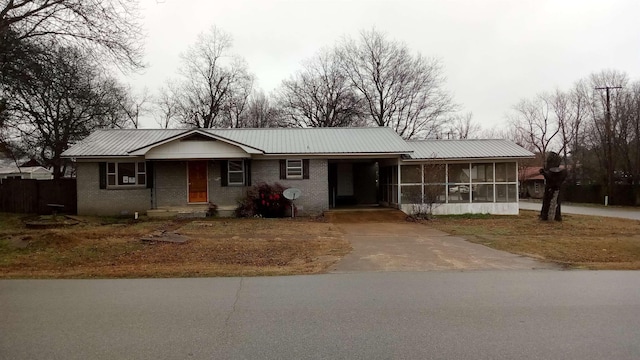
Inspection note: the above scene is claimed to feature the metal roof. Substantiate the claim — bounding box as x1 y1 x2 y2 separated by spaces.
0 166 52 175
405 139 534 160
62 127 413 157
206 127 411 154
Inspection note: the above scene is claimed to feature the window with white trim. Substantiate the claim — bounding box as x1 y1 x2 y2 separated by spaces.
107 161 146 187
227 160 245 185
286 159 303 179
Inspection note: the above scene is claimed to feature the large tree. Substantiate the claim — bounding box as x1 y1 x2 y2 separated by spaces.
278 48 364 128
339 29 456 139
170 26 254 129
3 45 129 178
0 1 144 167
0 0 144 70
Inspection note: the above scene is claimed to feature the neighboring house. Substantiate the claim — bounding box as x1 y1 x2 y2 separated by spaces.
520 166 545 199
0 166 54 181
61 128 534 216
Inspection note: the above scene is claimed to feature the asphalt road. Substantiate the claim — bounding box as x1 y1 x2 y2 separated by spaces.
520 200 640 220
2 271 640 360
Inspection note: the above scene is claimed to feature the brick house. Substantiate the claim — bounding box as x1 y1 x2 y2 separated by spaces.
61 127 533 216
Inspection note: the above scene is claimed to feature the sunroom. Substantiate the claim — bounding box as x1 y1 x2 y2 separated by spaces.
381 139 534 215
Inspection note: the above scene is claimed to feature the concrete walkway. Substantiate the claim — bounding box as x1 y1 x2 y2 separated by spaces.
519 200 640 220
328 211 553 272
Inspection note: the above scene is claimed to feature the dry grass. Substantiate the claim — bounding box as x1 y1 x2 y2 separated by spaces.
0 214 350 278
428 210 640 269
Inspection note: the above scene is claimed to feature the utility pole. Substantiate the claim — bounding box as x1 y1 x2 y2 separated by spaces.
595 86 622 205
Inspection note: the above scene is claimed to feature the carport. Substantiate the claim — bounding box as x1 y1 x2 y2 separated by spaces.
328 160 378 208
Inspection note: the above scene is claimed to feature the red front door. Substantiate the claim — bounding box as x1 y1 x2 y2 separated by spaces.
188 161 208 203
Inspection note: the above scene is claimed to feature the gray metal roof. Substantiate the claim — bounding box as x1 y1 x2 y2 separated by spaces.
206 127 411 154
62 127 413 157
405 139 534 160
62 129 184 157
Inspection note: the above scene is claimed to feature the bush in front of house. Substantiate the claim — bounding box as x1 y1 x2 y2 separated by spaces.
236 182 288 218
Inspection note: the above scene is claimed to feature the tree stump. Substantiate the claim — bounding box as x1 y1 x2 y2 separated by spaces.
539 153 567 221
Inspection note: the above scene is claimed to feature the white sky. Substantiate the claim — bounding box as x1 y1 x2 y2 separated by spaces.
128 0 640 130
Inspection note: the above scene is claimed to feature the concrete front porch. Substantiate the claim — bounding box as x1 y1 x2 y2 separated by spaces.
147 205 211 218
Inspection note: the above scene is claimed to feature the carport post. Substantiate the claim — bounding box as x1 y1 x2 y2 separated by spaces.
397 162 402 207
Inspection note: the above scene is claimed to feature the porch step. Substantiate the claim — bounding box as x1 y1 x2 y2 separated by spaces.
147 205 210 218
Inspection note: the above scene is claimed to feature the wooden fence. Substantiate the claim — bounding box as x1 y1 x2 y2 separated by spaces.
0 178 77 214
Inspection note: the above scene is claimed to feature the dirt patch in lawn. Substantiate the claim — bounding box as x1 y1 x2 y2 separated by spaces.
427 210 640 269
0 214 350 278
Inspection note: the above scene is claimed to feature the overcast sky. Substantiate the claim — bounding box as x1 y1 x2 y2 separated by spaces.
129 0 640 130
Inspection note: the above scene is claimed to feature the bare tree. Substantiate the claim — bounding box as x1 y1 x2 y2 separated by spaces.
172 26 254 129
443 112 481 139
3 45 128 178
339 29 456 139
509 93 560 165
153 84 179 129
0 0 144 70
585 70 628 188
246 90 281 128
222 73 254 128
116 86 150 129
278 48 364 128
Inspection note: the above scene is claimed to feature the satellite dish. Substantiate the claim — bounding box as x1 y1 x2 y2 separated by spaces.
283 188 301 218
283 188 302 200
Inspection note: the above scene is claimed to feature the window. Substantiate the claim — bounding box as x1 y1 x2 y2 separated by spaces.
280 159 309 180
495 162 516 182
401 165 422 184
472 163 493 183
496 184 517 202
286 159 303 179
107 162 146 187
399 161 519 205
424 164 446 183
227 160 245 185
448 163 470 183
401 185 422 203
221 160 250 187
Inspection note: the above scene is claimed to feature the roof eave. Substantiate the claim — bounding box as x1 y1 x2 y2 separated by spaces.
403 155 535 161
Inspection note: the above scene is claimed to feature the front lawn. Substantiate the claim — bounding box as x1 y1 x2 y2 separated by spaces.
428 210 640 269
0 214 350 278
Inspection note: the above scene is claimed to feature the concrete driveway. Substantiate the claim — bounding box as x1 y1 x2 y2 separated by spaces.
327 210 554 272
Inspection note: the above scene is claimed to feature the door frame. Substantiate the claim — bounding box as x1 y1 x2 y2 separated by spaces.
187 160 209 204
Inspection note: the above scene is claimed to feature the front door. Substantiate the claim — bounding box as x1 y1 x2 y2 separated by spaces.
188 161 208 203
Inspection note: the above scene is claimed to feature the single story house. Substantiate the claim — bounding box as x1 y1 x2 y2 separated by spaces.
0 165 53 181
519 166 545 199
61 127 534 217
